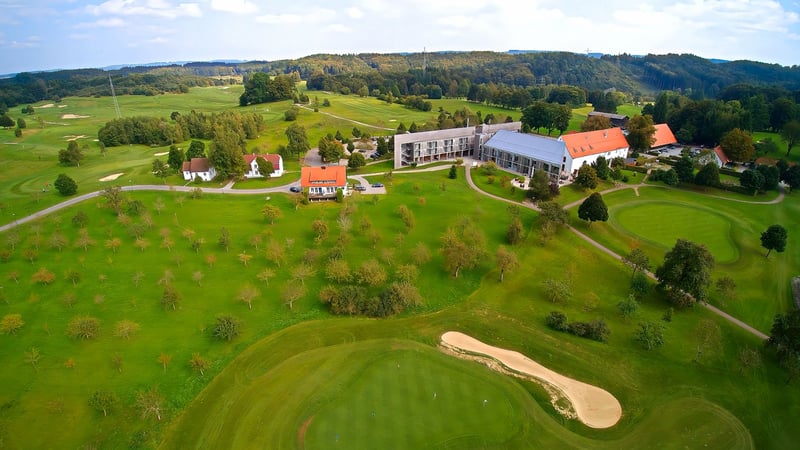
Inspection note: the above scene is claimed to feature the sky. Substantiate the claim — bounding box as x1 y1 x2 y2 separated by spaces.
0 0 798 74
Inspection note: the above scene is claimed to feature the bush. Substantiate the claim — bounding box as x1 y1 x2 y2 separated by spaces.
545 311 568 331
54 173 78 196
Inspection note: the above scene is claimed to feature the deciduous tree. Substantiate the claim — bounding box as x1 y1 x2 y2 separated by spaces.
213 314 242 341
495 246 519 282
66 316 100 340
54 173 77 196
574 165 599 190
761 224 788 257
625 114 657 151
577 192 608 225
655 239 715 306
135 388 165 421
89 390 117 417
636 321 665 350
1 313 24 335
622 248 650 279
720 128 755 162
189 353 211 375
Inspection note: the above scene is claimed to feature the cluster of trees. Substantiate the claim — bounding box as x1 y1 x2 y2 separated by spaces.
521 101 572 135
644 87 800 147
98 111 264 147
238 73 297 106
319 281 422 317
545 311 610 342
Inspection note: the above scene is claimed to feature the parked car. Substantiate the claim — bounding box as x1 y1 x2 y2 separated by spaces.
289 186 301 193
371 182 384 188
354 184 367 191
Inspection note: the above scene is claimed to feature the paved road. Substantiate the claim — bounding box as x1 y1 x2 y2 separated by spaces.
463 160 770 341
0 158 776 340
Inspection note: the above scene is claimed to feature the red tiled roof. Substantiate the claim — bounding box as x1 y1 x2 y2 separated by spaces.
300 166 346 188
560 127 628 158
714 146 731 165
651 124 677 148
183 158 210 173
244 153 282 167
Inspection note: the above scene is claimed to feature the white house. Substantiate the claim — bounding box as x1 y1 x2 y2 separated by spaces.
243 153 284 178
559 128 629 176
301 166 348 200
182 158 216 181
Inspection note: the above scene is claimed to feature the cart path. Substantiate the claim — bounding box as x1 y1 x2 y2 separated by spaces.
0 159 778 340
295 104 395 131
463 160 770 340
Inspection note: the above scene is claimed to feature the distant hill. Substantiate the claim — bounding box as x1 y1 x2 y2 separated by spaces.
1 51 798 109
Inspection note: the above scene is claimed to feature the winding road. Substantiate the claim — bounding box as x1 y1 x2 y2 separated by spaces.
0 157 775 340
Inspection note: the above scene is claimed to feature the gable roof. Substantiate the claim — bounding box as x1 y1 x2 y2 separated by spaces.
244 153 282 167
483 130 565 165
300 166 347 188
714 146 731 165
651 124 678 148
183 157 211 173
559 127 629 159
588 111 629 121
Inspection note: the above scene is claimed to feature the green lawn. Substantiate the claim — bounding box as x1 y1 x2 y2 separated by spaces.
1 89 799 450
614 201 738 263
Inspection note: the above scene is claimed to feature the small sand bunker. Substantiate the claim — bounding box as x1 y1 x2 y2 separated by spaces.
61 114 90 119
64 135 88 141
153 151 169 156
58 105 67 108
440 331 622 429
38 103 55 108
99 173 124 182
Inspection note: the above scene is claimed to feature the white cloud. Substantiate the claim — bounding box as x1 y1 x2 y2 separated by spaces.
436 15 475 28
8 35 40 48
210 0 257 14
255 13 303 24
147 36 168 44
324 23 351 33
346 7 364 19
69 33 92 40
86 0 201 19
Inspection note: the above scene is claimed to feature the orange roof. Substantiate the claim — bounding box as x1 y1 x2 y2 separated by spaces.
714 146 731 165
559 127 628 158
300 166 347 188
651 124 677 148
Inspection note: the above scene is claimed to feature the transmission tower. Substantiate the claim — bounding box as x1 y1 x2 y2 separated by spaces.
109 75 121 119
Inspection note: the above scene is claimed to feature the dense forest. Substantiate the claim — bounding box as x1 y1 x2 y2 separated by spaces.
2 51 799 112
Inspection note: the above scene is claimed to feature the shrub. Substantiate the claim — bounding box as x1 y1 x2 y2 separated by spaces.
545 311 568 331
66 316 100 340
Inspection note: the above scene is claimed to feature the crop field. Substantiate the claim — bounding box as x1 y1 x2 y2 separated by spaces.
0 87 798 450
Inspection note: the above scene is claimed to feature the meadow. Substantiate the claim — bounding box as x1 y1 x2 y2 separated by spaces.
1 86 798 449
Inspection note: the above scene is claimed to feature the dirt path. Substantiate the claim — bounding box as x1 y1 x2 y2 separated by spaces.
441 331 622 429
463 161 770 340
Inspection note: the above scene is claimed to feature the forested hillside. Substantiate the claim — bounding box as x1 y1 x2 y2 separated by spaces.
1 51 799 110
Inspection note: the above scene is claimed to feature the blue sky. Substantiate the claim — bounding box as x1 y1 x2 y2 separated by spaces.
1 0 798 74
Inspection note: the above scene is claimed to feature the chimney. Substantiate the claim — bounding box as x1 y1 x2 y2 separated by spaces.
321 166 326 170
603 131 608 138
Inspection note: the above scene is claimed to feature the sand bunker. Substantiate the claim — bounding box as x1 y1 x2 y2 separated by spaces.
38 103 55 108
64 135 88 141
61 114 90 119
153 151 169 156
440 331 622 429
99 173 124 182
58 105 67 108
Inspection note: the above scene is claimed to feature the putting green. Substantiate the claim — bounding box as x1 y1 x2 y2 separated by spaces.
305 344 522 449
613 202 739 263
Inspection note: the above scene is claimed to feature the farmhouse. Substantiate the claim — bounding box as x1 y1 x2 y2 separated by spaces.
243 153 284 178
182 157 216 181
480 130 567 179
713 146 732 168
393 122 521 169
587 111 629 128
301 165 348 200
651 123 678 148
560 127 629 176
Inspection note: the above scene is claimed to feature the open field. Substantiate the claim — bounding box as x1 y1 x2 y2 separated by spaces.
1 89 798 449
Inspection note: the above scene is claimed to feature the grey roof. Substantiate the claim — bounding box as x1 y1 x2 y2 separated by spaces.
588 111 629 120
483 130 565 164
